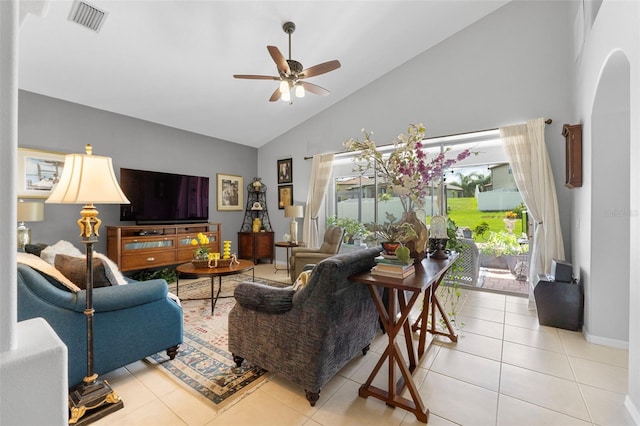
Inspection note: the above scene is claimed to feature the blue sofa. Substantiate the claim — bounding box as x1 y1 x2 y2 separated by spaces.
17 264 183 387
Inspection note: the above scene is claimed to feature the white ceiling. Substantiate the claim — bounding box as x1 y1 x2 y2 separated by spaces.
19 0 509 148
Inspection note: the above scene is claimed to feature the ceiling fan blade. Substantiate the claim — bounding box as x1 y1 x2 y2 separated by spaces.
233 74 280 80
267 45 290 75
301 60 341 78
301 81 330 96
269 87 282 102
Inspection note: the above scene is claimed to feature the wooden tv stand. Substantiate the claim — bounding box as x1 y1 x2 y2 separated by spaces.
106 223 221 272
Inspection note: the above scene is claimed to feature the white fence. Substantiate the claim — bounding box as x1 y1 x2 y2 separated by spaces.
336 197 438 224
476 189 523 211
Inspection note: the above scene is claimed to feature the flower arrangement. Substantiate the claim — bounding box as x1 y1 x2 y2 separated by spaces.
504 211 518 219
344 123 472 212
191 232 211 260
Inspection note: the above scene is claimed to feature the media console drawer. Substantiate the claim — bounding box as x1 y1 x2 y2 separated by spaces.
121 251 177 270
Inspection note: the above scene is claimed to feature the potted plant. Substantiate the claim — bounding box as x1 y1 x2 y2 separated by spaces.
365 213 417 254
478 231 526 273
504 211 518 233
326 216 369 244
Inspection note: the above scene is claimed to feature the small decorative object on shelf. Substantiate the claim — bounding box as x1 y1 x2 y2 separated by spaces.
223 240 232 259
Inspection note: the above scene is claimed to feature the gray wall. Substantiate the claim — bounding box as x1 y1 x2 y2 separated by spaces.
18 90 257 254
259 0 575 259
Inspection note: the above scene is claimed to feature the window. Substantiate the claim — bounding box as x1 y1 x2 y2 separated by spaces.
329 129 527 244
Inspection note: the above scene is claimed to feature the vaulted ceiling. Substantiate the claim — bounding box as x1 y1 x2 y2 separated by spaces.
19 1 509 148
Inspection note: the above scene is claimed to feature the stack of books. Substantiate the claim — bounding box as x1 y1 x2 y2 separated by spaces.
371 255 415 278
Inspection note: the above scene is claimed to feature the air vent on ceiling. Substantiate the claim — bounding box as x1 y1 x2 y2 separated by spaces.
68 1 108 33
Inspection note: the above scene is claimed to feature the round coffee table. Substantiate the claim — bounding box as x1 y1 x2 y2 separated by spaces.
175 259 254 314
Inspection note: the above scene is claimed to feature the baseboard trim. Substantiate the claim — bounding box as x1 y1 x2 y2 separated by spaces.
582 326 629 349
624 395 640 425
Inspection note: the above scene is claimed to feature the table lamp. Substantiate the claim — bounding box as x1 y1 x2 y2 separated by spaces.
285 205 304 244
17 200 44 251
46 144 129 425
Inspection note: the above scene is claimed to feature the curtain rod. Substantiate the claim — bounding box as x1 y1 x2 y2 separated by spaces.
304 118 553 160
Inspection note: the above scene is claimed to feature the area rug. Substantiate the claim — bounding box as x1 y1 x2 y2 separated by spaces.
145 273 288 409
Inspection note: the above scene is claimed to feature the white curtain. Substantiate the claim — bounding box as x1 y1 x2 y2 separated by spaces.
500 118 565 307
302 153 335 248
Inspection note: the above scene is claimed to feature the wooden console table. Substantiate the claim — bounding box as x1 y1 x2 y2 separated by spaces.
107 223 221 272
349 253 459 423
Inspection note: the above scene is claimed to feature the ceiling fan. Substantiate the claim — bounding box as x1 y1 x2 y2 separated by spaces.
233 21 341 104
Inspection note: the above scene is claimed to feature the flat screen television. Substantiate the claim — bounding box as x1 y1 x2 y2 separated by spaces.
119 168 209 224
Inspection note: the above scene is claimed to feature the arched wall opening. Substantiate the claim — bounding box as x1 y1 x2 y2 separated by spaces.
587 51 630 343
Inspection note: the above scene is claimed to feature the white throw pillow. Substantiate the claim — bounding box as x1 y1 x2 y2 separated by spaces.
40 240 83 265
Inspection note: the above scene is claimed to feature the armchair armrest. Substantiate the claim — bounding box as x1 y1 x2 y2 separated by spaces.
292 252 335 261
234 282 295 314
291 247 322 255
75 279 170 313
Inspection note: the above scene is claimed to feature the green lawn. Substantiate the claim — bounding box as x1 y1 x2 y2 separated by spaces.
445 197 523 242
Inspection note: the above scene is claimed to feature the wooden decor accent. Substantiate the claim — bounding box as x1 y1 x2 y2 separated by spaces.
562 124 582 188
238 231 274 264
106 223 221 272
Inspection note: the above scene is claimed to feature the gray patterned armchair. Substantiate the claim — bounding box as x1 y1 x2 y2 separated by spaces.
228 247 382 406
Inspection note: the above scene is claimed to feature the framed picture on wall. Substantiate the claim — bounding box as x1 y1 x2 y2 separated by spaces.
217 173 244 211
17 147 66 198
278 185 293 210
277 158 292 184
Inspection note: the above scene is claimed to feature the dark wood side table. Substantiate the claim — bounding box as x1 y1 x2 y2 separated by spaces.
238 231 274 264
273 241 304 276
349 253 459 423
175 259 254 314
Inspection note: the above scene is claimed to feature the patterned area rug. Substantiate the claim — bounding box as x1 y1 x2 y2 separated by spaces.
146 273 288 409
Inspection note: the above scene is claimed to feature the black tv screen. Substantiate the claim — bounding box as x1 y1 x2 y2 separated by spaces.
119 168 209 224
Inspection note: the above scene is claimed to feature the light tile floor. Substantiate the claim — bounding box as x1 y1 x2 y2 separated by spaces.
94 263 633 426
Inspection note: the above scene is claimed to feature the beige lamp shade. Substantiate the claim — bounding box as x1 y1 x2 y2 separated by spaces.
17 201 44 222
46 145 130 205
285 205 304 219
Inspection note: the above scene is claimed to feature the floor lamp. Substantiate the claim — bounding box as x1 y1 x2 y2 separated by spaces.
46 144 130 425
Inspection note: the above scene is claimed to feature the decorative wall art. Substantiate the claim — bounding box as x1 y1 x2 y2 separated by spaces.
217 173 244 211
278 185 293 210
277 158 292 184
17 147 66 198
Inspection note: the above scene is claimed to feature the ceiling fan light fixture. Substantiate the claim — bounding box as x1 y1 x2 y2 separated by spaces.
279 80 289 94
233 21 340 103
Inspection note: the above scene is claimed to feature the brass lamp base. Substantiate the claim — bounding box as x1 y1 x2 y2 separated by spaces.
68 377 123 425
